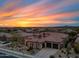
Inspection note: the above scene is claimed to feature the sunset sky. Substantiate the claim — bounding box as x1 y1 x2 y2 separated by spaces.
0 0 79 27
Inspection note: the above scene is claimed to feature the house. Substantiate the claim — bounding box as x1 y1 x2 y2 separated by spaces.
0 32 13 41
0 31 68 49
24 32 68 49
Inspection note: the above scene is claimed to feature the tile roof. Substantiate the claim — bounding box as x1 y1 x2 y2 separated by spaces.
25 32 68 43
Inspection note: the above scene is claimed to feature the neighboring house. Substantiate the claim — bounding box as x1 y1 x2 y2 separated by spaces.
0 32 13 41
24 32 68 49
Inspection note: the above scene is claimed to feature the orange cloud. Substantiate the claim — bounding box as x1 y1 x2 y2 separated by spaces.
0 12 77 27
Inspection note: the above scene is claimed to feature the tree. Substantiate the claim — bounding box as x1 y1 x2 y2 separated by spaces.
74 43 79 54
64 30 78 57
65 31 77 48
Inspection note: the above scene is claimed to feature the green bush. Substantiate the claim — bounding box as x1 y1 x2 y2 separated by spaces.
49 55 55 58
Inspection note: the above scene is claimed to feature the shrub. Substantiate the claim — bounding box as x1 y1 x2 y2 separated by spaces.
49 55 55 58
58 55 62 58
27 47 33 51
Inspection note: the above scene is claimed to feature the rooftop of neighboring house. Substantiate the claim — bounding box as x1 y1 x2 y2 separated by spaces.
0 32 13 38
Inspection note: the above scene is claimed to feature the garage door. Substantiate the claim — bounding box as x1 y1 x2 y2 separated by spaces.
53 43 58 49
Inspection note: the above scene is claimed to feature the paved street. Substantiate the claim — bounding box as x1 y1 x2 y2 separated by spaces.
0 48 34 58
